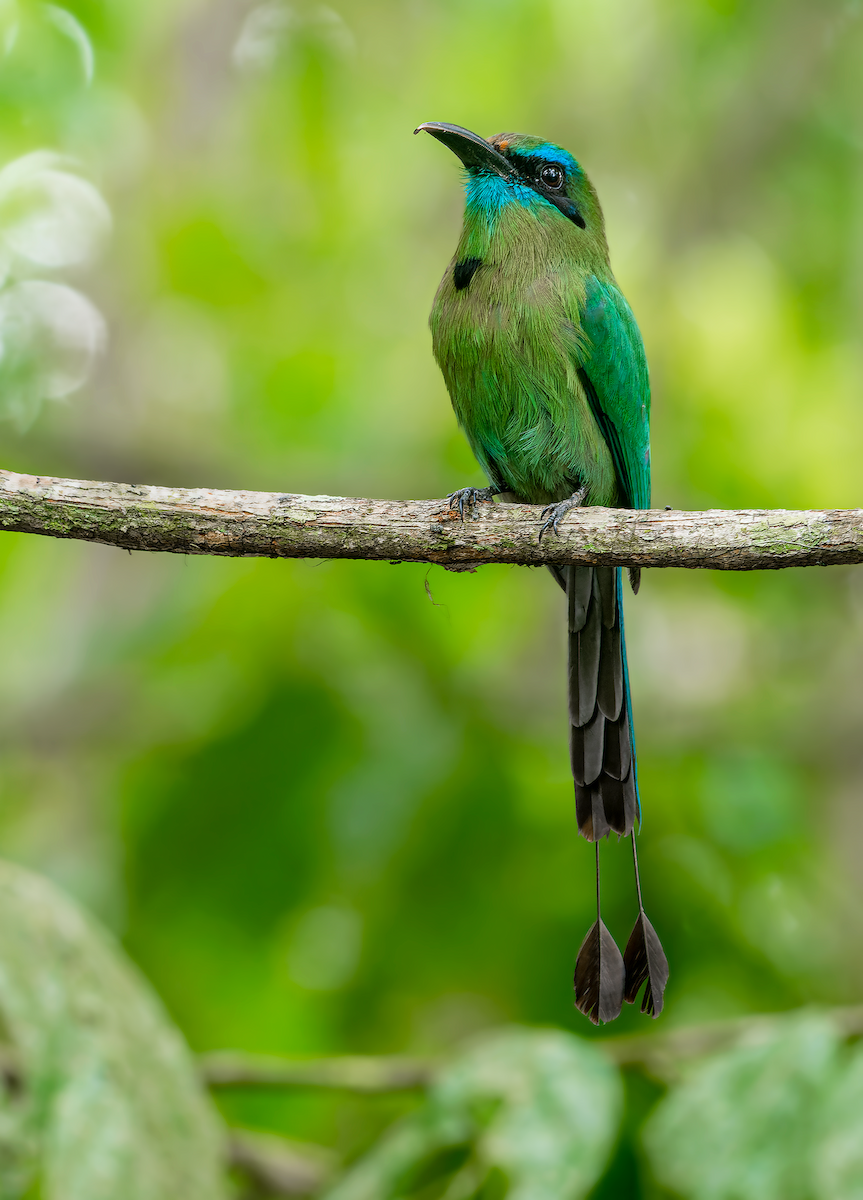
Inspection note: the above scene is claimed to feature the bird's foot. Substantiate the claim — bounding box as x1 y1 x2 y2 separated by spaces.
538 484 588 542
447 486 499 521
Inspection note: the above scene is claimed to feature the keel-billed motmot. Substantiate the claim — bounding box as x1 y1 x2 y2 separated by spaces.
416 121 668 1023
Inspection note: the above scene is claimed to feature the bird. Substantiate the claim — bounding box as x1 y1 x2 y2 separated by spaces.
416 121 668 1024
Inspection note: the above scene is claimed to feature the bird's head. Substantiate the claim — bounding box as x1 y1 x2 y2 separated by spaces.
415 121 604 241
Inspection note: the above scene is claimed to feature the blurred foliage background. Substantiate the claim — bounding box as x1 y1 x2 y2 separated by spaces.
1 0 862 1193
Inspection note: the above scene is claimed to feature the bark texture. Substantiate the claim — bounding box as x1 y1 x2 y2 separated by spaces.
2 469 862 569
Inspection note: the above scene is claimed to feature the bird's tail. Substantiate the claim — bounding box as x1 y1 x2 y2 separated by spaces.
567 565 638 840
552 565 668 1023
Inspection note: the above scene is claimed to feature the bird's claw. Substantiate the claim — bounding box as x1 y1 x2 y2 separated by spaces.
447 486 496 521
538 504 564 541
537 485 588 543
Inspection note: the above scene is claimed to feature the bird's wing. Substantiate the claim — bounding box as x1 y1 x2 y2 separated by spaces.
577 275 651 511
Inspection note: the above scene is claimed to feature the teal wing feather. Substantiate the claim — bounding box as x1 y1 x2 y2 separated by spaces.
578 275 651 510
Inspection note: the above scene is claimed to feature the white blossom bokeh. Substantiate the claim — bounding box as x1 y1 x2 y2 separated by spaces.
0 151 110 429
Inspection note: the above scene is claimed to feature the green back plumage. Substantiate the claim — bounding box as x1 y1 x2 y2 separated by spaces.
429 131 651 511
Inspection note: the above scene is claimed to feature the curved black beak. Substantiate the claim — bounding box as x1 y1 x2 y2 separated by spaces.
414 121 513 177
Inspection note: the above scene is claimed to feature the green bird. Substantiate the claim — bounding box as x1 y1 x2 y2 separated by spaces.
416 121 668 1024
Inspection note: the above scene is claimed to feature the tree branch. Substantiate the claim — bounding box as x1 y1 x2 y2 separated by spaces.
227 1129 335 1197
200 1005 863 1099
201 1051 433 1092
601 1003 863 1082
1 469 862 569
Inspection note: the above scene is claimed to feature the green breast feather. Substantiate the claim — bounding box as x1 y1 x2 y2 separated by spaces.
431 235 649 509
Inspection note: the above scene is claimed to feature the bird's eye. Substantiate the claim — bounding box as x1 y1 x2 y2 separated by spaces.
539 164 564 190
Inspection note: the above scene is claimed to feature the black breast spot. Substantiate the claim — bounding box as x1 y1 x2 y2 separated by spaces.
454 257 482 291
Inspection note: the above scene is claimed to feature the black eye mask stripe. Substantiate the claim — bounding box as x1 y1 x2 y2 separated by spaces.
544 192 587 229
505 152 586 230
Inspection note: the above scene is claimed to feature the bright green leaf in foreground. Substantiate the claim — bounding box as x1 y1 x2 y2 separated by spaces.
812 1040 863 1200
0 860 226 1200
323 1027 622 1200
643 1013 844 1200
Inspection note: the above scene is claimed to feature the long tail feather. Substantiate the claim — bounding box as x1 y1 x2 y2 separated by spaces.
552 563 669 1020
575 920 625 1024
574 844 624 1024
565 565 638 839
623 834 669 1016
623 910 668 1016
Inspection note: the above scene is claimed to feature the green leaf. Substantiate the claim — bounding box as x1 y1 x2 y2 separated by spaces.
322 1026 623 1200
812 1040 863 1200
643 1013 842 1200
0 860 226 1200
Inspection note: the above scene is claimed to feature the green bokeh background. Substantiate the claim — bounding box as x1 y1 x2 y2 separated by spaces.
1 0 862 1171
